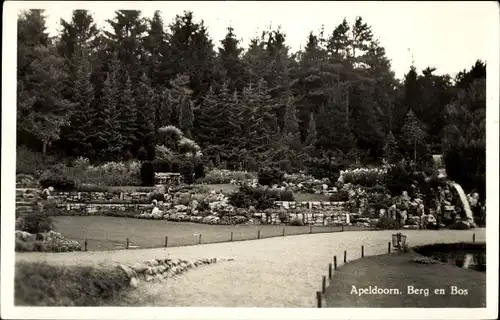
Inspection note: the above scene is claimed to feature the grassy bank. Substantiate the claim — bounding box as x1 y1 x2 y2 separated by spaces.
49 216 369 251
15 261 132 306
323 251 486 308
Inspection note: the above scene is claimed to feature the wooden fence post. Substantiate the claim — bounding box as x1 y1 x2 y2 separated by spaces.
333 256 337 270
473 233 476 242
388 241 391 253
258 229 261 239
282 227 285 236
322 276 327 293
126 238 130 250
341 224 344 232
344 250 347 263
361 245 364 258
310 225 313 234
231 232 233 242
316 291 322 308
84 239 88 251
164 236 168 248
329 263 333 280
199 234 202 244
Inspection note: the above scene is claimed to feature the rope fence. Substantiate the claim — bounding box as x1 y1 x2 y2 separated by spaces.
68 224 376 252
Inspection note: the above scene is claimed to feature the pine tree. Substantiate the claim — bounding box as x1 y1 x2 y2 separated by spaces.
104 10 147 85
218 26 246 92
179 96 194 139
117 74 139 157
90 71 122 161
59 48 95 156
401 109 427 162
305 113 317 147
383 131 399 164
143 10 170 87
134 73 155 150
283 95 300 142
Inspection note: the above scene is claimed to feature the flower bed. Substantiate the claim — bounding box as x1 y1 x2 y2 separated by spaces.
15 230 82 252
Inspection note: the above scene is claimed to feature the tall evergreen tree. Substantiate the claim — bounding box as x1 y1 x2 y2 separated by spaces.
117 74 139 157
401 109 427 162
218 26 246 92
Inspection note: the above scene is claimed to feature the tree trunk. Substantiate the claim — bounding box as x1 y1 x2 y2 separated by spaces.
42 140 47 156
414 138 417 163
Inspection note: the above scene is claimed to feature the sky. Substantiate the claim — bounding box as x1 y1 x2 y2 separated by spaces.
18 1 496 80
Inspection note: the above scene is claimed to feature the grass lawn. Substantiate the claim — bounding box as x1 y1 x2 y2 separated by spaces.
51 216 364 251
323 251 486 308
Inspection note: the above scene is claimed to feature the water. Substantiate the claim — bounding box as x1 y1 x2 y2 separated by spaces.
448 181 474 221
426 250 486 273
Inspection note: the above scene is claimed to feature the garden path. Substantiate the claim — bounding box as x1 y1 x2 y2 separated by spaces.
16 229 485 307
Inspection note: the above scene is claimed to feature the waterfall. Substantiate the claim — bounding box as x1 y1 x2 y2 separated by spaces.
448 181 474 221
432 154 447 178
463 253 474 269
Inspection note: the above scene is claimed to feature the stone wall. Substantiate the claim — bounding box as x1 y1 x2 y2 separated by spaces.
120 257 233 286
49 191 151 203
15 188 350 225
155 172 182 185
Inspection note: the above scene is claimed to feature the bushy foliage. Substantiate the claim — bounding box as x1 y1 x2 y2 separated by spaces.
15 261 130 306
197 169 255 184
258 167 285 186
306 158 347 184
39 175 76 191
290 217 305 226
16 145 54 176
194 162 205 179
228 185 275 210
375 217 400 230
339 167 387 187
140 161 155 186
147 191 165 203
16 214 54 234
383 164 414 197
329 191 349 202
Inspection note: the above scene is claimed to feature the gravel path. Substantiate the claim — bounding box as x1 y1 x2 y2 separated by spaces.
15 229 485 307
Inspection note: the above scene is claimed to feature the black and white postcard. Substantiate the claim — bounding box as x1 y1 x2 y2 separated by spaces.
2 1 499 319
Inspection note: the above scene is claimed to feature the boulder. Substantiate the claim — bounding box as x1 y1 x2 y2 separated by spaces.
129 277 139 287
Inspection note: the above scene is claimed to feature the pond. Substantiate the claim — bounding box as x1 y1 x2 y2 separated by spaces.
414 243 486 273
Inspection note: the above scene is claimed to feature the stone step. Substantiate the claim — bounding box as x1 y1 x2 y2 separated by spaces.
16 201 36 206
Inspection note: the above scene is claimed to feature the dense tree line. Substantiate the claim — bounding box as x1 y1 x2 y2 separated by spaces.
17 9 486 192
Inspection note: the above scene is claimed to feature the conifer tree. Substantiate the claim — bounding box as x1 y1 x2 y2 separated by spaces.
179 96 194 139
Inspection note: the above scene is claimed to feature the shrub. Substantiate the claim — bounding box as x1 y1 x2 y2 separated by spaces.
197 169 255 184
278 190 294 201
375 217 400 230
258 167 284 186
290 217 304 226
278 210 289 223
16 146 53 176
194 162 205 179
384 164 413 196
40 176 76 191
148 191 165 203
153 160 171 173
329 191 349 202
137 147 148 161
306 158 347 183
18 214 54 234
140 161 155 186
228 185 275 210
181 162 195 185
14 262 131 306
340 167 386 187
